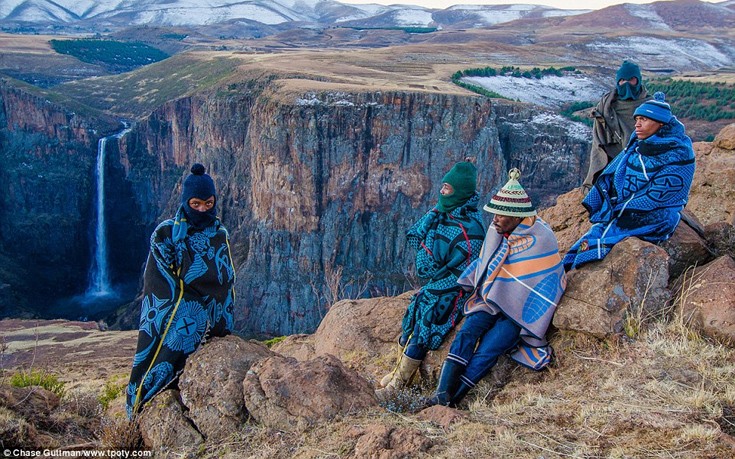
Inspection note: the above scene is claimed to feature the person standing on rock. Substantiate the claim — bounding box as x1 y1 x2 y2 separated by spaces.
564 92 696 271
427 169 567 407
583 60 651 193
376 160 485 398
126 163 236 417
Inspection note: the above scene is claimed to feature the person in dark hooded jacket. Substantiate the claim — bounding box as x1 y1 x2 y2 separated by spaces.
565 92 695 271
126 163 236 417
376 160 485 399
582 60 651 193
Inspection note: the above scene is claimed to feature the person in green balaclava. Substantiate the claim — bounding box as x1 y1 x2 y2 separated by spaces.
376 160 486 400
582 60 651 193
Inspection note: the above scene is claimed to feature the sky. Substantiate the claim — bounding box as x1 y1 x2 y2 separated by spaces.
340 0 723 11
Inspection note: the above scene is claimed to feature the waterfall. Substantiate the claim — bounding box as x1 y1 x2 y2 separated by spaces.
86 125 132 297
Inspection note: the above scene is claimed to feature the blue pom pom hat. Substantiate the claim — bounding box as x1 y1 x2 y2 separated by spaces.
633 92 672 124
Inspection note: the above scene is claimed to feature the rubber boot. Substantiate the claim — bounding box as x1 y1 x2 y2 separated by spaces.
375 353 422 399
449 380 473 408
425 360 464 407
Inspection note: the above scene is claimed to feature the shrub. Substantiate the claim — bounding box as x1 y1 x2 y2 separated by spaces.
10 370 66 397
99 379 127 411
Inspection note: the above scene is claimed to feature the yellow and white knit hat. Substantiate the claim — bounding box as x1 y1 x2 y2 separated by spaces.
483 168 537 217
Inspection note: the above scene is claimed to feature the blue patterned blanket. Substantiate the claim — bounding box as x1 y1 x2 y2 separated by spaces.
126 207 235 417
564 117 695 271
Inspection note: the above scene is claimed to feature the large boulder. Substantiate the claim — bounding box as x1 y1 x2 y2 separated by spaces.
675 255 735 346
242 353 378 431
659 217 714 280
687 123 735 226
179 335 274 442
273 291 458 384
138 390 203 456
554 238 671 338
538 187 591 254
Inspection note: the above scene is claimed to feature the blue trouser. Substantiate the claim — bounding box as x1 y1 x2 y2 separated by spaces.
446 311 521 388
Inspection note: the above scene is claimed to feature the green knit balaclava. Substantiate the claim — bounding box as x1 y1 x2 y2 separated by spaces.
436 161 477 213
616 60 643 100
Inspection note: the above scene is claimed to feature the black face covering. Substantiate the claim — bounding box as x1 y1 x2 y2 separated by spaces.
180 163 218 229
183 203 217 229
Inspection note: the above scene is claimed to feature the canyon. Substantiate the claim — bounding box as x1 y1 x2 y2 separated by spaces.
0 68 589 336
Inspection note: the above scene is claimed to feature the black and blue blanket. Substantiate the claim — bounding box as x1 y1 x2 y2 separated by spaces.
126 207 236 417
564 117 695 271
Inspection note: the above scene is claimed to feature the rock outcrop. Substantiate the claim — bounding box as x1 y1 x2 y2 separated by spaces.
553 238 672 338
675 255 735 345
179 335 273 441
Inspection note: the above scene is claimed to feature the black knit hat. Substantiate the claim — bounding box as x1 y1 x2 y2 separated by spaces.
181 163 216 207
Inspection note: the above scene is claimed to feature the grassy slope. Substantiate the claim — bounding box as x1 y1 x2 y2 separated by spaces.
199 316 735 458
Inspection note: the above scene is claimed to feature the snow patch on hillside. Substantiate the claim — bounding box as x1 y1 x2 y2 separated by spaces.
586 37 732 69
624 4 671 30
462 74 606 109
530 113 590 142
393 9 433 27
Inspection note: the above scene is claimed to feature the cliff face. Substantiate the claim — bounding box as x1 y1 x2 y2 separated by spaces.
0 77 588 332
0 83 110 314
112 83 589 336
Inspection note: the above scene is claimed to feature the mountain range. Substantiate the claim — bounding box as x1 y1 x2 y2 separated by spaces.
0 0 594 32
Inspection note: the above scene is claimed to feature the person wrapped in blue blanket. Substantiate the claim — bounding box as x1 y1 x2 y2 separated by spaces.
126 163 236 417
564 92 695 271
426 169 567 408
376 160 485 399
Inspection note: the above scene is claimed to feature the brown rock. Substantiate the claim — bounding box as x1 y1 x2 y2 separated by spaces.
179 335 273 442
538 187 592 255
270 333 315 361
242 354 378 431
350 423 433 459
660 220 713 280
687 124 735 226
0 406 39 448
704 222 735 259
0 384 60 429
280 290 457 385
676 256 735 346
713 123 735 151
138 389 203 455
415 405 468 429
554 238 671 338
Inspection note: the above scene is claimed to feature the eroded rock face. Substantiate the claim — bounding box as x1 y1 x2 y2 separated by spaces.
675 255 735 345
179 335 273 442
537 187 591 255
242 353 378 431
554 238 671 338
138 390 203 455
687 124 735 226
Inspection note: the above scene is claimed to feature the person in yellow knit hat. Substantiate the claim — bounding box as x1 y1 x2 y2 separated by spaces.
427 168 567 407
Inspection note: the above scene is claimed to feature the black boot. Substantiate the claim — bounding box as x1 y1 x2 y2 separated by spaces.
425 360 464 407
449 380 473 408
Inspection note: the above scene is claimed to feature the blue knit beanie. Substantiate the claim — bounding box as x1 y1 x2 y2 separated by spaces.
634 92 672 124
181 163 216 207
